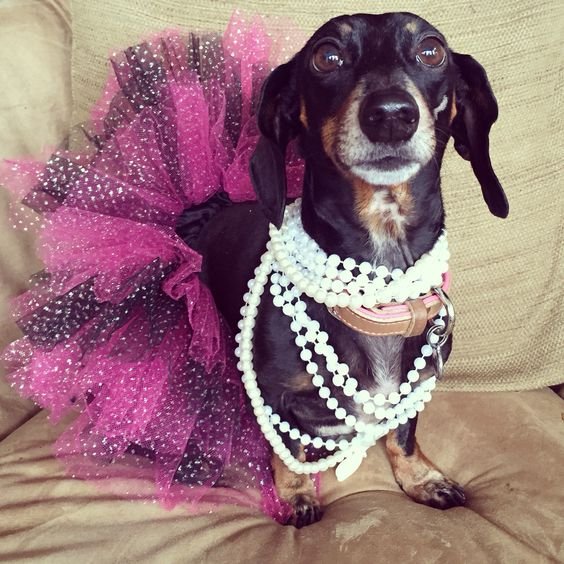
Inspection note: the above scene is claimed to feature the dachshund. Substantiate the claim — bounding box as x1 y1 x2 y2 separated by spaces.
196 12 508 527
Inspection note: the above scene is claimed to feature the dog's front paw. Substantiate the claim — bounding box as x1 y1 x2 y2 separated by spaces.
285 493 323 528
403 476 466 509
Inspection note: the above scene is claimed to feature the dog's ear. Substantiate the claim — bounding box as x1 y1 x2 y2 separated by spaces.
250 58 300 227
451 53 509 218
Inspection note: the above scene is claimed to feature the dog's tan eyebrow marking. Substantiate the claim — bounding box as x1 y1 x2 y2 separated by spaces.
449 92 458 124
405 21 418 33
337 21 353 34
300 97 309 129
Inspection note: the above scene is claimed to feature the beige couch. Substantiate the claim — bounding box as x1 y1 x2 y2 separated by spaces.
1 1 563 561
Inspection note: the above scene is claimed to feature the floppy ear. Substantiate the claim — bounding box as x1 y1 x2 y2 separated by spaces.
451 53 509 218
250 59 301 227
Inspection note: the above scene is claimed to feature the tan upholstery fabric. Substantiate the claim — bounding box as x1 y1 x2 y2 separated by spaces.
0 0 71 434
1 389 563 562
0 0 71 346
69 0 563 391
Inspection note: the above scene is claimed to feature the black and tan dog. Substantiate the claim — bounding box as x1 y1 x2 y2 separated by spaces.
197 12 508 527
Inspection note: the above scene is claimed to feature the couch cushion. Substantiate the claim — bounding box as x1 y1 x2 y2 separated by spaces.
0 389 562 562
68 0 563 392
0 0 72 425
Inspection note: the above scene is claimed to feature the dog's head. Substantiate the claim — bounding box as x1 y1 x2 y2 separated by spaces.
250 12 508 229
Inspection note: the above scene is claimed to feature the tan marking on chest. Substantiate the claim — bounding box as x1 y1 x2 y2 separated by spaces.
353 178 413 239
290 371 315 392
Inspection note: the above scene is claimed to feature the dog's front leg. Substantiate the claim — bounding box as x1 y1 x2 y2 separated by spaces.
385 416 466 509
271 447 322 528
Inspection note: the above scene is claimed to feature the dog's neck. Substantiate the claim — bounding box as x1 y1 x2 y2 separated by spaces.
300 159 445 271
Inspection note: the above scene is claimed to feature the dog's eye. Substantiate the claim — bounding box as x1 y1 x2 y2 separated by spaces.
416 37 446 67
312 42 344 73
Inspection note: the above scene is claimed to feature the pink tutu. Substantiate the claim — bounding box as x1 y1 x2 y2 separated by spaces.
1 14 305 522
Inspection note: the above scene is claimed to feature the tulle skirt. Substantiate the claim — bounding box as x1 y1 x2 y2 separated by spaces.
1 14 305 522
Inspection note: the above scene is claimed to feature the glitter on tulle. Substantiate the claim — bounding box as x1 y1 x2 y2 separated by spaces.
0 13 306 523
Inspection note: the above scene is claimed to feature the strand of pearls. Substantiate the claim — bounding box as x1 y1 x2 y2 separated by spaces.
268 201 450 308
234 200 450 479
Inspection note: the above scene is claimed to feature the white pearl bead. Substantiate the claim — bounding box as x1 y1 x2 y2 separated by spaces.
421 345 433 357
338 439 349 451
282 303 294 316
325 439 336 451
343 257 356 271
326 292 338 307
374 407 386 420
312 437 324 449
399 382 412 395
335 407 347 420
347 281 361 295
279 421 290 433
314 342 327 355
332 374 345 387
375 265 389 278
357 273 369 287
336 363 349 376
388 419 399 430
318 387 330 399
363 402 376 415
407 370 420 383
300 434 312 446
359 261 372 275
340 270 353 283
306 362 318 375
354 420 366 433
327 254 340 268
356 390 371 403
326 267 338 280
350 294 364 309
345 415 357 427
312 374 324 387
345 377 358 390
428 332 440 345
289 428 300 440
414 357 426 370
306 283 318 296
314 289 327 303
373 393 386 406
300 349 312 361
327 397 338 410
389 392 401 404
337 292 350 308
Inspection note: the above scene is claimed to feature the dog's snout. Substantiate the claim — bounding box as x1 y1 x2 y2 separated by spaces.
359 90 420 143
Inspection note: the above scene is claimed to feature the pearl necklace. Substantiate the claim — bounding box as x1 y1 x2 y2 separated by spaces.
235 200 453 481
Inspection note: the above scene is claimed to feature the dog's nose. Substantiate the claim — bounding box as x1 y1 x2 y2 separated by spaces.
359 90 420 143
